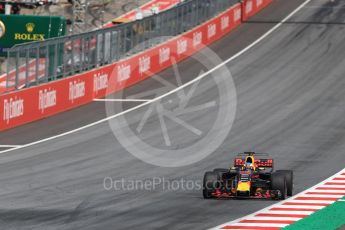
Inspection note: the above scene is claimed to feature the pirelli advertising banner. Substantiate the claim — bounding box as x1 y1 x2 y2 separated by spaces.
0 14 66 56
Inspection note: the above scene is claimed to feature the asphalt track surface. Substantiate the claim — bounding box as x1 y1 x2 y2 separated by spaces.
1 0 345 229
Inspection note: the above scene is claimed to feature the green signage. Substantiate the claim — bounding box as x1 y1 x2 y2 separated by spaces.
0 14 66 56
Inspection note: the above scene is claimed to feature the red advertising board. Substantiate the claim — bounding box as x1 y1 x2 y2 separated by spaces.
242 0 273 21
0 0 272 131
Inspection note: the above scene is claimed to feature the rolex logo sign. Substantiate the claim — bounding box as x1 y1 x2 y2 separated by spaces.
0 15 66 57
14 22 45 41
26 23 35 33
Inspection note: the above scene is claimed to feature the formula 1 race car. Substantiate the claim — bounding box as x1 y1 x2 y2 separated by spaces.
203 152 293 200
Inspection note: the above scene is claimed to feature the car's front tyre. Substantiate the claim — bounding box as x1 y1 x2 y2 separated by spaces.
276 170 293 196
203 171 220 199
271 172 287 200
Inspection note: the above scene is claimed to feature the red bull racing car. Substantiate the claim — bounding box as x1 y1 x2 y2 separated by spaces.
203 152 293 200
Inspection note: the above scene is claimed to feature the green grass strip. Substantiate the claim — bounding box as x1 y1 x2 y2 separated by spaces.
283 197 345 230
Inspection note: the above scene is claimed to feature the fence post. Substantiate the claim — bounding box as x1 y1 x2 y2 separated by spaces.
25 47 29 87
35 46 39 85
15 50 19 90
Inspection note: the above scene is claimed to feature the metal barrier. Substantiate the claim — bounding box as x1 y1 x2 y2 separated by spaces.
5 0 239 91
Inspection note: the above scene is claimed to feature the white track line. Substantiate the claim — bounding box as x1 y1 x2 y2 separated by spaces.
317 185 345 188
309 188 345 191
93 98 152 102
278 205 326 209
0 0 311 155
224 223 289 227
265 210 315 215
335 175 345 178
0 145 23 148
243 217 302 221
298 194 344 198
282 199 334 204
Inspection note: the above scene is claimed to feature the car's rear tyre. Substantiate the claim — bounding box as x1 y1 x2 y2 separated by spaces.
203 171 220 199
276 170 293 196
271 172 287 200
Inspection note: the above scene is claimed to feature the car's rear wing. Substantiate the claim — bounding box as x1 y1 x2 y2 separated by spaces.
236 152 269 157
234 158 274 168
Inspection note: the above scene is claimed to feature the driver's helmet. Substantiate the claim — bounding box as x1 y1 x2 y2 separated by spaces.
245 156 254 169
